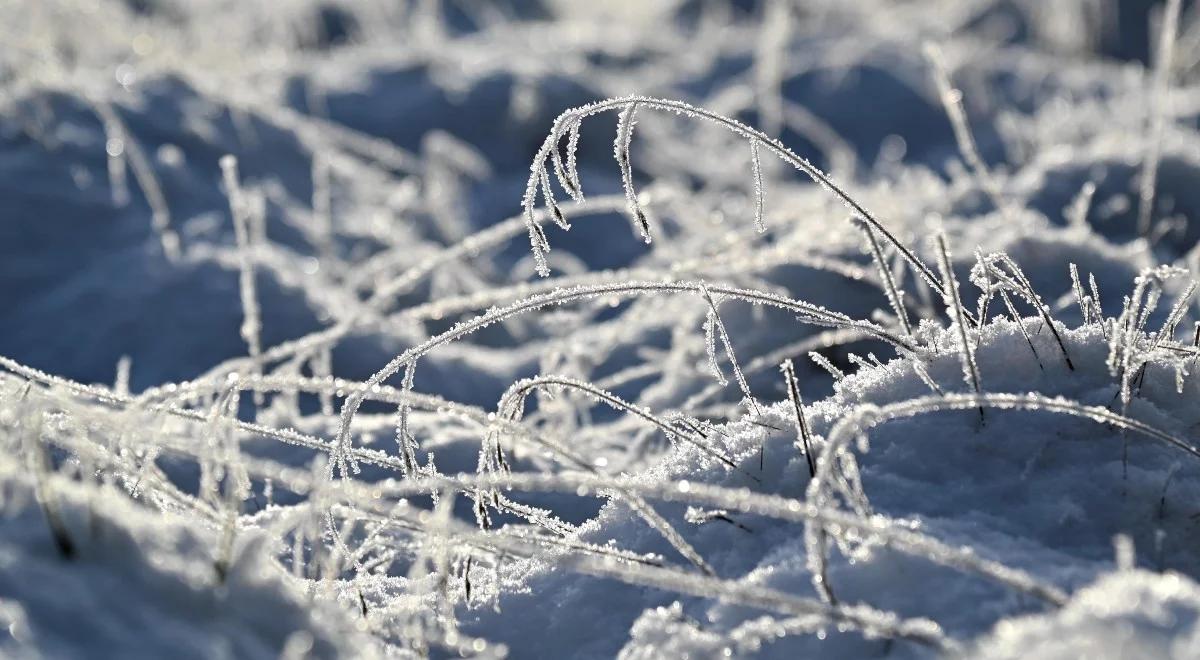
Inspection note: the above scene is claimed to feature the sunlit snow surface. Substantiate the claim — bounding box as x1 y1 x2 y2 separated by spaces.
3 0 1200 657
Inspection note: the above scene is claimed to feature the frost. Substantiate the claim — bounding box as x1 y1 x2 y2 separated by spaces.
3 2 1200 658
1137 0 1183 237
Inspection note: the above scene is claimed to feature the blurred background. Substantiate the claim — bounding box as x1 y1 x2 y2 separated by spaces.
0 0 1189 402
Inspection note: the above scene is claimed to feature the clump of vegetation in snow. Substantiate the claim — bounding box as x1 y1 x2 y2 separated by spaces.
4 1 1200 658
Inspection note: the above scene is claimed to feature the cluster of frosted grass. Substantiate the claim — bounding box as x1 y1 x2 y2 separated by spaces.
5 0 1200 657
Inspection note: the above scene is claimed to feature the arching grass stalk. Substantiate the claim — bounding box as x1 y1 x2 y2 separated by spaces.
523 96 959 321
332 280 918 478
804 390 1200 611
497 375 743 473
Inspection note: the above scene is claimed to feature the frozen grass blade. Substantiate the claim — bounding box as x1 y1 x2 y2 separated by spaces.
92 100 180 261
781 360 816 478
523 96 957 313
972 249 994 331
614 102 650 242
923 43 1008 217
311 154 335 263
1070 263 1091 325
220 155 264 388
362 469 1069 609
854 216 912 336
17 383 76 560
750 139 766 233
113 355 132 398
1000 290 1045 371
1153 281 1196 348
978 253 1075 370
934 234 983 417
699 282 761 415
334 280 916 466
497 375 743 474
1138 0 1182 237
809 351 845 380
1066 181 1096 230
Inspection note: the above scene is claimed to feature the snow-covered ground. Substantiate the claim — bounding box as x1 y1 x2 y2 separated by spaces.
4 0 1200 657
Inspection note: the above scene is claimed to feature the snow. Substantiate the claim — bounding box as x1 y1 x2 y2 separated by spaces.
972 570 1200 659
463 322 1200 657
0 460 377 659
3 0 1200 658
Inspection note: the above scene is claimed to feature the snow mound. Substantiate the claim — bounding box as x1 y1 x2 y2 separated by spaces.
972 570 1200 660
470 320 1200 657
0 458 375 659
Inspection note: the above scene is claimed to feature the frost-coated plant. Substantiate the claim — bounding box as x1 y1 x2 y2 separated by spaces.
7 1 1200 658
